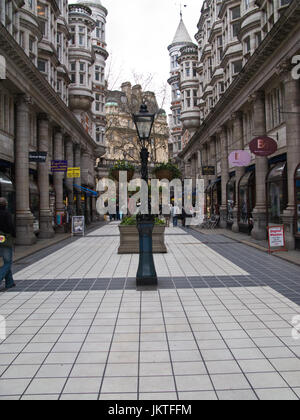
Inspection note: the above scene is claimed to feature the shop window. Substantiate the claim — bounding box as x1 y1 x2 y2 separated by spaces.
0 172 15 217
239 171 255 225
29 175 39 233
267 162 287 225
295 165 300 234
227 177 236 223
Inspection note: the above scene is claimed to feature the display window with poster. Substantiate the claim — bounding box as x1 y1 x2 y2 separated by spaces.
226 176 236 225
238 170 256 233
266 162 287 225
29 174 40 233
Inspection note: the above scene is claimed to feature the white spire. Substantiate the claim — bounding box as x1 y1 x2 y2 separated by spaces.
171 17 193 45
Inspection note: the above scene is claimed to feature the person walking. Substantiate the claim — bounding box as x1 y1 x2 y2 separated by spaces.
0 198 16 289
172 204 180 227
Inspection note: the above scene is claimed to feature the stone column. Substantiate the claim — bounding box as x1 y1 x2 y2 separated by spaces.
65 138 74 214
231 112 245 233
37 114 54 239
81 151 91 224
53 128 65 233
15 95 36 245
281 66 300 249
74 144 82 215
219 126 229 228
251 91 268 240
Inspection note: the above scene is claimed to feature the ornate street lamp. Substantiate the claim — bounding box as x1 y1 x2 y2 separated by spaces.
132 104 157 287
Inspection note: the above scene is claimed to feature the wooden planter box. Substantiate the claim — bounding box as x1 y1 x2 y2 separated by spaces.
118 225 167 254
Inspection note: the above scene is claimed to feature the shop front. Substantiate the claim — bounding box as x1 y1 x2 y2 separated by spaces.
295 164 300 249
226 175 236 228
205 179 221 218
266 162 288 226
238 169 256 234
29 173 39 234
0 171 15 217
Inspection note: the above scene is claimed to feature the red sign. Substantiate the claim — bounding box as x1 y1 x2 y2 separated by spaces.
249 136 277 157
268 225 287 254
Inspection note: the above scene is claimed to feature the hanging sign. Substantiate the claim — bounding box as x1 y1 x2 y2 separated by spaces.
202 166 215 176
72 216 85 236
249 136 277 157
29 152 47 163
51 160 68 172
268 225 287 254
229 151 251 167
67 167 81 178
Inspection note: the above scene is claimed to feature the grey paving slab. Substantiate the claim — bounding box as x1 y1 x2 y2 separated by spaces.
0 223 299 400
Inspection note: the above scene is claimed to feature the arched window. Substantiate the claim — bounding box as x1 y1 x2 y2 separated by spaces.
266 162 287 225
226 176 236 223
238 171 255 226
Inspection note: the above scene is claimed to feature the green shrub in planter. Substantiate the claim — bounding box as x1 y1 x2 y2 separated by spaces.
121 215 165 226
153 161 182 181
109 160 135 182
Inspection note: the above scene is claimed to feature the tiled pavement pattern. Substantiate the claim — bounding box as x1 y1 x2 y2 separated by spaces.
0 223 299 400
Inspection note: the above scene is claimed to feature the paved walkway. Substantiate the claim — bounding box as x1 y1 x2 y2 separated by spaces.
192 226 300 267
0 223 299 400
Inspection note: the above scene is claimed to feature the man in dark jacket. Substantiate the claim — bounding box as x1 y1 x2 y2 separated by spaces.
0 197 16 289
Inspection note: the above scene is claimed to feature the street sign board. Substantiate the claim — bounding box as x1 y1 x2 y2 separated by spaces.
67 167 81 178
268 225 287 254
51 160 68 172
72 216 85 236
229 150 251 167
29 152 47 163
249 136 277 157
202 166 215 176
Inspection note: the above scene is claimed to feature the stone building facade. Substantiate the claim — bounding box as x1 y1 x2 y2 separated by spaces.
0 0 108 245
176 0 300 250
167 15 196 161
97 82 169 179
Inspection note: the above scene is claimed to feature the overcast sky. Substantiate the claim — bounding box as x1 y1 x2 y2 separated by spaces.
102 0 203 112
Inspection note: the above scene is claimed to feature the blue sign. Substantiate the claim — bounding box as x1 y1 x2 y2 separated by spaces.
51 160 68 172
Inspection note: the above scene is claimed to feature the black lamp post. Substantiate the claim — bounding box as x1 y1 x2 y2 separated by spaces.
132 104 157 287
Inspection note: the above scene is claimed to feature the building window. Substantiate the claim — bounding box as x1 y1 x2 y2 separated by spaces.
244 36 251 53
232 60 243 75
19 31 24 48
231 6 241 20
37 59 47 73
232 22 240 38
267 86 284 129
255 32 262 48
37 2 48 38
244 0 250 10
95 66 100 81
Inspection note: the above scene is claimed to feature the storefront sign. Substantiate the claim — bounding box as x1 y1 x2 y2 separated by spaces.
72 216 85 236
51 160 68 172
29 152 47 163
229 151 251 167
67 167 81 178
202 166 215 176
268 225 287 254
249 136 277 157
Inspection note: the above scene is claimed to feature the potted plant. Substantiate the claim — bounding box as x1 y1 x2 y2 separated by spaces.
118 215 167 254
153 161 182 181
109 160 135 182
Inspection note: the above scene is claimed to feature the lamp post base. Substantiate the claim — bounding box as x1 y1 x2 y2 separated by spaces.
136 215 158 287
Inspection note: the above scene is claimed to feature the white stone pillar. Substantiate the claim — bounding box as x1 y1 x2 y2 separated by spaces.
231 112 245 233
65 138 74 213
251 91 268 240
37 114 55 239
15 95 36 245
74 144 82 215
53 128 64 232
